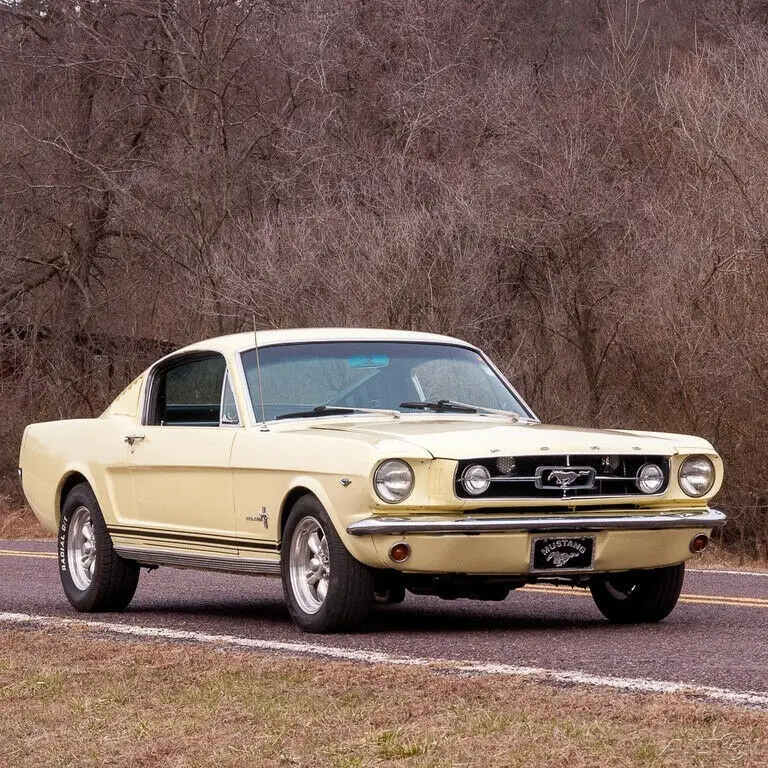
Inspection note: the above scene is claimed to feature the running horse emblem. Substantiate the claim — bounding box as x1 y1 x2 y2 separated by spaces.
546 550 579 567
547 469 591 487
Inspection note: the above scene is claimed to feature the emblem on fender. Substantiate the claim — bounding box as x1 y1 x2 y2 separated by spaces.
245 507 270 528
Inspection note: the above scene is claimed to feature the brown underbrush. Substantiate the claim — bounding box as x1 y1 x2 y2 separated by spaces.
0 501 49 540
2 0 768 560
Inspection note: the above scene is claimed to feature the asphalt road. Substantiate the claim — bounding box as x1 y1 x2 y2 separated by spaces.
2 539 767 702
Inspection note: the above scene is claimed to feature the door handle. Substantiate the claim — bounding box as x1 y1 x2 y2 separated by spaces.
124 434 146 447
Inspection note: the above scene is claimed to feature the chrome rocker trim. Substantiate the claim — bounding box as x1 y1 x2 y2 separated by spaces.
113 545 281 575
347 508 726 536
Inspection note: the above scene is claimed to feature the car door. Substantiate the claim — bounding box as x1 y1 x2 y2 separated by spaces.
127 352 240 556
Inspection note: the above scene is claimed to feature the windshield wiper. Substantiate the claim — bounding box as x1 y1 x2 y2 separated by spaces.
400 399 526 421
399 399 478 413
447 400 528 421
276 405 400 420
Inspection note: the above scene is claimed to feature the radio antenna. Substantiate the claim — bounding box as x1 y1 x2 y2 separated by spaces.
252 316 269 432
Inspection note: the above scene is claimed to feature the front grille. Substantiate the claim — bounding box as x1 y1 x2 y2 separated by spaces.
455 455 670 500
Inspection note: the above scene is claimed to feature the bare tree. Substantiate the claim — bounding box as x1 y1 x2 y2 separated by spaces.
0 0 765 557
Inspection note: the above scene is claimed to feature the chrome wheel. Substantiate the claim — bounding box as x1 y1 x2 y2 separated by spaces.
67 505 96 591
289 516 330 614
281 495 375 632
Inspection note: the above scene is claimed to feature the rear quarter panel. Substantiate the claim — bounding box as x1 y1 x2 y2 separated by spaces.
19 416 136 534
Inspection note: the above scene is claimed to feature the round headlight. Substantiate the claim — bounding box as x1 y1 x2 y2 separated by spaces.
462 464 491 495
636 463 665 494
679 455 715 497
374 459 414 503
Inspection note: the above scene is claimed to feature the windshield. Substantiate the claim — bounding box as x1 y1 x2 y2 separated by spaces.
240 341 533 422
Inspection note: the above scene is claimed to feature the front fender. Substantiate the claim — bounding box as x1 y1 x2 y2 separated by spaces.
281 474 386 568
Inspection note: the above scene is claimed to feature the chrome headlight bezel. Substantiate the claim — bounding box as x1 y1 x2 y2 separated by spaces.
461 463 492 496
635 462 665 494
374 459 415 503
678 455 715 497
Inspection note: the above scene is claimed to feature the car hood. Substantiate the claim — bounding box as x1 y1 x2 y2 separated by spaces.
310 418 715 460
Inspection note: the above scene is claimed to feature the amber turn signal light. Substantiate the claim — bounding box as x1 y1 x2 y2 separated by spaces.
689 534 709 553
389 542 411 563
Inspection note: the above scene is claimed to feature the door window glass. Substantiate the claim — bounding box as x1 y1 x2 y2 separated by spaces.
152 355 227 426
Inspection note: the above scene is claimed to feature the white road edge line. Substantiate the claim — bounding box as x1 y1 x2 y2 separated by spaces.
2 611 768 711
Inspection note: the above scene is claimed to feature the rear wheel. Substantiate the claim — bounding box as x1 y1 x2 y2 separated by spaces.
58 483 139 612
589 564 685 623
281 495 374 633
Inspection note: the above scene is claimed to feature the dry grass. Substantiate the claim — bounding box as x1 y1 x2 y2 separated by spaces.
0 626 766 768
0 502 50 539
692 542 768 572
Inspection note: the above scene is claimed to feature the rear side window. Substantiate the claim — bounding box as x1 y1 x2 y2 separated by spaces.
147 355 227 426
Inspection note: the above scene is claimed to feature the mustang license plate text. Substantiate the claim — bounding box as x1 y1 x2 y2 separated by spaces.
531 536 595 571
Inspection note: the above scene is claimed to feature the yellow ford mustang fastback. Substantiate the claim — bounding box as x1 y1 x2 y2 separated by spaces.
19 328 725 632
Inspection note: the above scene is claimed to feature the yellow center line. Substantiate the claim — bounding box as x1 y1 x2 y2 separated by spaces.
0 550 56 559
524 584 768 608
526 584 768 604
679 596 768 607
1 550 766 608
681 594 767 605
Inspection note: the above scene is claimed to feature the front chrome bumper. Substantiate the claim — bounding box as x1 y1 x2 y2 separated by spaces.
347 508 726 536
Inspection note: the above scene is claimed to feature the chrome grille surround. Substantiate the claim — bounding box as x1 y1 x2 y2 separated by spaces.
454 455 670 501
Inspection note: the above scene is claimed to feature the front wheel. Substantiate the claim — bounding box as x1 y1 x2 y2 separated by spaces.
281 495 374 633
589 563 685 623
59 483 139 612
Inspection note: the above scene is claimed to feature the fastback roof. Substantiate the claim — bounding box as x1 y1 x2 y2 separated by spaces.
177 327 474 356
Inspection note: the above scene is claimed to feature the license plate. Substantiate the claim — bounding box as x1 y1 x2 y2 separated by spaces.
531 536 595 572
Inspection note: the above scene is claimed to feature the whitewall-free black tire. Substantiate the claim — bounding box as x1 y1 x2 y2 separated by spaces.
281 495 374 633
58 483 139 612
589 564 685 623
